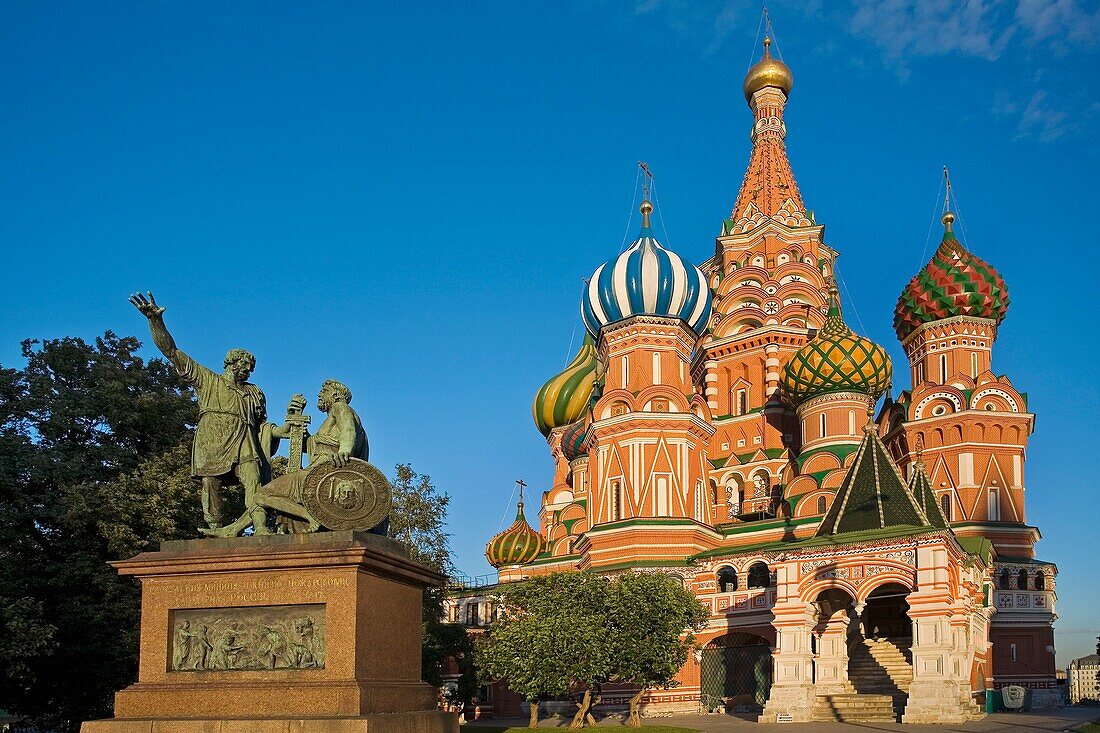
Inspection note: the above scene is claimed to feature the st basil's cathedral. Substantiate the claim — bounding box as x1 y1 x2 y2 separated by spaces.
458 38 1059 724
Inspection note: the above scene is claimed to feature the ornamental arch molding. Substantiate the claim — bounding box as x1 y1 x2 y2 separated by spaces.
856 572 916 602
799 576 860 602
914 392 964 419
971 388 1020 412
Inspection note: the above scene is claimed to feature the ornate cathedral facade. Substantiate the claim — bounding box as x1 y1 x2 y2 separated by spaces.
470 40 1059 723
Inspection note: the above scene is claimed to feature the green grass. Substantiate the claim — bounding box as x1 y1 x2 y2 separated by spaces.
468 721 699 726
1074 722 1100 733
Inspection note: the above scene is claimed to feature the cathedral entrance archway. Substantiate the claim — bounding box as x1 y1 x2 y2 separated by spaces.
699 632 772 713
862 582 912 641
848 582 913 719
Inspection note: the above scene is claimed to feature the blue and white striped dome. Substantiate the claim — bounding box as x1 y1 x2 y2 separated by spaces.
581 201 712 337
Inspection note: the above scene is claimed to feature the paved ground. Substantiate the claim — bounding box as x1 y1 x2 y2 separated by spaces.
467 706 1098 732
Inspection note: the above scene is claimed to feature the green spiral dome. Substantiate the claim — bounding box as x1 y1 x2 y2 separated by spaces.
533 334 599 436
485 501 544 568
781 288 892 405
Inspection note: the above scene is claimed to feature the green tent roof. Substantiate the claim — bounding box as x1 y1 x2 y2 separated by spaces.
815 424 933 537
908 460 948 528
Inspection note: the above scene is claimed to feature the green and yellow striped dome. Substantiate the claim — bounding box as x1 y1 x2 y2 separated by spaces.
485 500 544 568
781 287 892 405
533 334 599 436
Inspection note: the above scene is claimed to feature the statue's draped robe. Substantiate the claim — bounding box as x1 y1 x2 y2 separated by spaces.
172 350 269 477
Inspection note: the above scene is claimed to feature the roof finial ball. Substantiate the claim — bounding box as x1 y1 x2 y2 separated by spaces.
942 210 956 232
640 199 653 227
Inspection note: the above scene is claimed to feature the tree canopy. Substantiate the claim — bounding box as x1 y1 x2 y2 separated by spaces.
476 572 611 728
476 571 707 728
606 572 710 726
0 333 199 732
388 463 469 693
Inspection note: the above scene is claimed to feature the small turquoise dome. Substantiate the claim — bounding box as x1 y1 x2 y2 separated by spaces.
581 201 712 337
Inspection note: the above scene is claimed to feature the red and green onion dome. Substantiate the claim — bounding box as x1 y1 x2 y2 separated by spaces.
561 420 588 462
533 333 599 436
781 286 892 406
893 212 1009 340
485 500 544 568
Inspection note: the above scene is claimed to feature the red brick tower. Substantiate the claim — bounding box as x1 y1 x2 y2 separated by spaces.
885 203 1058 698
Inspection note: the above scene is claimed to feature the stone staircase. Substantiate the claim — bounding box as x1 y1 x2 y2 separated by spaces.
812 637 912 723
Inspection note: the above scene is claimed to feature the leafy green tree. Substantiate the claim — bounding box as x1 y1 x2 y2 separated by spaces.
606 572 709 727
423 621 478 709
388 463 469 692
476 572 612 728
0 333 198 732
476 571 709 728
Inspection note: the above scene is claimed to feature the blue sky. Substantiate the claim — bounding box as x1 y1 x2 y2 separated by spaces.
1 2 1097 667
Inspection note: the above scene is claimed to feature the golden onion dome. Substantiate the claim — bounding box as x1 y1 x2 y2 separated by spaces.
743 37 793 103
781 285 892 406
485 499 544 568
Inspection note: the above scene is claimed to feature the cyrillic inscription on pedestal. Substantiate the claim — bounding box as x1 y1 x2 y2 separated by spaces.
169 604 326 672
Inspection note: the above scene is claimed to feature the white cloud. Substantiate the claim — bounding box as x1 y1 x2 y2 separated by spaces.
850 0 1017 64
1016 90 1072 141
849 0 1100 62
1015 0 1100 48
846 0 1100 142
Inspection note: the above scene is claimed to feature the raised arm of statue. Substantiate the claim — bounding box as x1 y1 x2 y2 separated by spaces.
129 292 177 355
129 291 207 387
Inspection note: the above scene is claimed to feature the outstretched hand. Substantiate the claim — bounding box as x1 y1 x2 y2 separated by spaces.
129 291 165 319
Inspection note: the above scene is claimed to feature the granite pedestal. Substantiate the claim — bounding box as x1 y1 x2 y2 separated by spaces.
81 532 457 733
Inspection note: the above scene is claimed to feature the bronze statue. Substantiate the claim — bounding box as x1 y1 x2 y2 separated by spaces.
208 379 370 536
130 292 390 538
130 292 303 534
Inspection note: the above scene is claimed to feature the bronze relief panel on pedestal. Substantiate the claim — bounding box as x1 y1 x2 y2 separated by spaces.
168 604 326 672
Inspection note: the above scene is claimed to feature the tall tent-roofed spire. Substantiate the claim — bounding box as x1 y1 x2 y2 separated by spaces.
815 418 935 537
725 33 810 236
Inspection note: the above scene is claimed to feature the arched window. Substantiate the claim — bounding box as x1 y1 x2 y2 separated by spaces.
817 495 827 514
999 569 1011 590
1018 568 1029 590
747 562 770 589
940 354 948 382
940 494 952 521
717 566 738 593
820 412 827 438
1035 572 1045 590
612 480 622 521
988 488 1000 521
